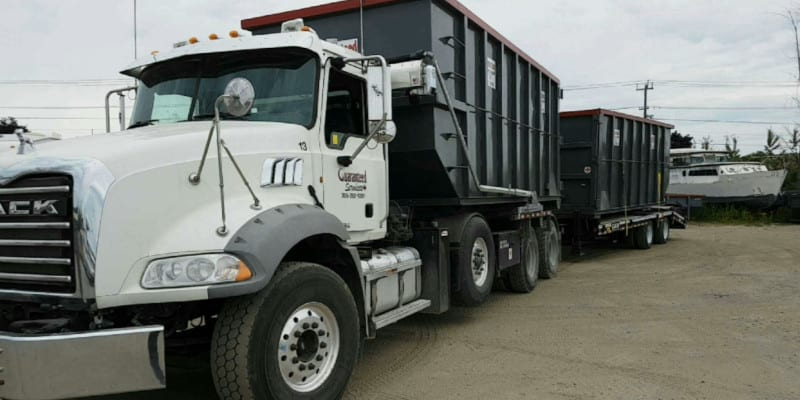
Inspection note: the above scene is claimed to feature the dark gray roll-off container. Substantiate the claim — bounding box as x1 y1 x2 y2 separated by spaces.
559 109 673 215
243 0 561 207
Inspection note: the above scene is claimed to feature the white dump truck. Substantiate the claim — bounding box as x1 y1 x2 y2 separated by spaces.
0 1 564 398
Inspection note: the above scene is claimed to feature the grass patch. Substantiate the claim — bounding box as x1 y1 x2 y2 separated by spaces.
691 205 792 225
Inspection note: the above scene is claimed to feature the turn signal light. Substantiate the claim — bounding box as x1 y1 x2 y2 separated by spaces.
236 262 253 282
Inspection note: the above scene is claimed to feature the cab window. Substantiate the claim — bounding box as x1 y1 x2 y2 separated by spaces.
325 69 366 148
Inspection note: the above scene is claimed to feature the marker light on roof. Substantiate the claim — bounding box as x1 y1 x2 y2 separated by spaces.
209 33 219 40
229 30 240 38
188 37 199 45
281 18 304 33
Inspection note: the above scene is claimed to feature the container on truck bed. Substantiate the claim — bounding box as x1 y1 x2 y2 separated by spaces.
0 1 562 399
558 109 684 253
244 0 562 206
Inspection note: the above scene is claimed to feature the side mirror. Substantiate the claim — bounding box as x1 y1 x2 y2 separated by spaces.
223 77 255 117
373 120 396 144
366 65 392 122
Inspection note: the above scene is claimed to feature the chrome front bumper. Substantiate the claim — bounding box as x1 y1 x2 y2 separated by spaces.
0 325 165 400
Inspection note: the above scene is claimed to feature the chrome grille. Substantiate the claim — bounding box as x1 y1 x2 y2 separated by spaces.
0 175 74 293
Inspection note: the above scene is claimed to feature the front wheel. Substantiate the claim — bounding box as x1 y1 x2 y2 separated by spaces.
211 262 360 400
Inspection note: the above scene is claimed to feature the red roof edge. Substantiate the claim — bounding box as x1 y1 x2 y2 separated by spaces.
240 0 560 84
241 0 396 30
560 109 675 129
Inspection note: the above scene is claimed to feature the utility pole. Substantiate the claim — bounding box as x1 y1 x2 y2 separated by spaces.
133 0 138 59
636 80 654 119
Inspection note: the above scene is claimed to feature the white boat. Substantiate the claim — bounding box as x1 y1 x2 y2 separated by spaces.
667 149 787 209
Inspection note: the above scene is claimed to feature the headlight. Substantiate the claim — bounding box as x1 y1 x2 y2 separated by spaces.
141 254 252 289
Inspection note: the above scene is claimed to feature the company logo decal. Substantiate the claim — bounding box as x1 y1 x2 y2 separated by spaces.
0 200 60 216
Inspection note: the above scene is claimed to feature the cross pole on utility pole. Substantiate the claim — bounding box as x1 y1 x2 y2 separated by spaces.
636 80 654 119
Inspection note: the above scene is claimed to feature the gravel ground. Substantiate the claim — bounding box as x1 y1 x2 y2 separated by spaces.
91 224 800 400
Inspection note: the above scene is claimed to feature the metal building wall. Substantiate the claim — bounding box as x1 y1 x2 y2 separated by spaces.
559 109 672 215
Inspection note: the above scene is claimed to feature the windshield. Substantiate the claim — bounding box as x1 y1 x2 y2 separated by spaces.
130 48 319 129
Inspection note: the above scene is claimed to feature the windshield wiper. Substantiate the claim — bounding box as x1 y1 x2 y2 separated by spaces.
128 119 159 129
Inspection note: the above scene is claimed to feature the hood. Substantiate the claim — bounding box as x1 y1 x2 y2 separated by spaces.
0 121 310 179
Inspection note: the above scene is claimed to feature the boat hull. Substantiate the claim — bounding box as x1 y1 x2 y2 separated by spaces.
668 169 787 209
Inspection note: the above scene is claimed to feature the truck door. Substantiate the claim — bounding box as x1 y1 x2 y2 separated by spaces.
319 67 387 239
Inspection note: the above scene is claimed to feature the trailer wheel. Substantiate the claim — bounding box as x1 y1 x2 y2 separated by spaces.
506 226 540 293
454 216 496 306
653 219 670 244
211 262 360 400
537 218 561 279
633 222 654 249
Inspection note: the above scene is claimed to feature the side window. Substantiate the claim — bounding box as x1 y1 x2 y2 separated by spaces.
325 69 366 148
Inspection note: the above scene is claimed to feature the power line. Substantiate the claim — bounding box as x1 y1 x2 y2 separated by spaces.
654 105 797 111
0 106 125 110
0 79 130 86
659 118 797 125
11 116 106 120
563 79 800 91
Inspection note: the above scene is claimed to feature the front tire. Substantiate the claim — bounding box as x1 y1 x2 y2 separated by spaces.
211 262 360 400
454 215 496 306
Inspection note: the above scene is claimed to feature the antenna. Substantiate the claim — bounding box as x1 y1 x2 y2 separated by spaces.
359 0 365 54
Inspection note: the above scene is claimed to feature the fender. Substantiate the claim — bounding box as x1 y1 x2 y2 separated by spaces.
207 203 356 299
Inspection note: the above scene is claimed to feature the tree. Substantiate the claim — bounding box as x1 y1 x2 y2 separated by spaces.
725 135 741 160
701 136 712 150
765 129 782 155
787 127 800 163
0 116 25 134
787 9 800 81
670 130 694 149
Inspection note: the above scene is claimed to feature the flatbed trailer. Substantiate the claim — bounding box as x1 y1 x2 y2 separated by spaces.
560 206 686 255
558 109 685 254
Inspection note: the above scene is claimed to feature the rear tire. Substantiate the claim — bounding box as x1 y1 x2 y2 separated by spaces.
506 224 540 293
633 222 654 249
537 218 561 279
653 219 670 244
211 262 360 400
454 216 496 306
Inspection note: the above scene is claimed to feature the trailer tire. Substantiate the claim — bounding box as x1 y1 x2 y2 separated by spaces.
211 262 360 400
454 216 496 306
537 218 561 279
506 227 540 293
633 222 654 249
653 219 670 244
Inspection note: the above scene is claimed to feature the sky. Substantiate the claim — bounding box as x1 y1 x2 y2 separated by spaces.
1 0 799 154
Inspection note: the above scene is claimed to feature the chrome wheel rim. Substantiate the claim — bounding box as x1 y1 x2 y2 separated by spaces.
646 223 654 245
471 237 489 287
277 302 339 392
661 221 670 241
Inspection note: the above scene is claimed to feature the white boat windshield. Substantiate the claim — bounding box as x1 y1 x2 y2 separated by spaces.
671 152 730 166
